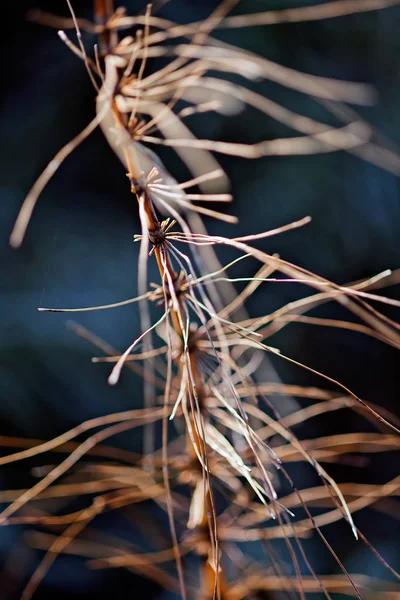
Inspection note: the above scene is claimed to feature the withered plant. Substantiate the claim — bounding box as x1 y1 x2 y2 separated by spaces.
3 1 400 599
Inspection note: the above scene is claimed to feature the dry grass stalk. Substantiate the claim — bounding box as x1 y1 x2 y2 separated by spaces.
3 1 400 599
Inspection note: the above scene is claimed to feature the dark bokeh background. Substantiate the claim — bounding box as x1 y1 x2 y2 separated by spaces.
1 1 400 598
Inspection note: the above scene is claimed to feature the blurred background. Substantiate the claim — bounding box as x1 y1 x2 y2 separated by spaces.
1 0 400 598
